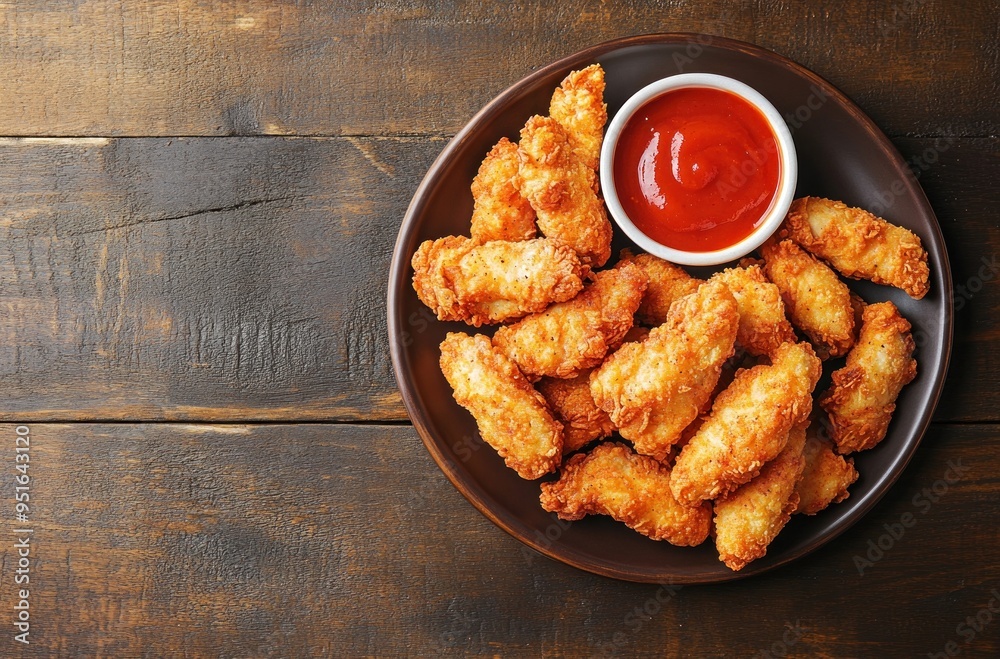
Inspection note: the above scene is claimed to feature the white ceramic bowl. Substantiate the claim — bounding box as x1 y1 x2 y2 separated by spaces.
600 73 797 266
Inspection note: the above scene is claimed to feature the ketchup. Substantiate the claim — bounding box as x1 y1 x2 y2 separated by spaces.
612 87 780 252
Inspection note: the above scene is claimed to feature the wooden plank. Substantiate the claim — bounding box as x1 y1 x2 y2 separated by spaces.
899 137 1000 422
0 136 445 422
0 1 994 138
0 422 995 656
0 136 996 422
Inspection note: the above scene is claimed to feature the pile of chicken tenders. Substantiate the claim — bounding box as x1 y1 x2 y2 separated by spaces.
411 64 929 571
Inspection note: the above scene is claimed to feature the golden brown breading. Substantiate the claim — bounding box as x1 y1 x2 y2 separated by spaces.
470 137 538 243
590 279 739 462
794 422 859 515
820 301 917 454
709 264 796 357
713 419 808 571
618 249 700 326
411 235 477 322
539 442 712 546
536 370 615 455
782 196 930 299
760 238 855 359
670 341 822 506
412 236 587 326
517 115 613 266
548 63 608 173
493 261 648 379
439 332 562 479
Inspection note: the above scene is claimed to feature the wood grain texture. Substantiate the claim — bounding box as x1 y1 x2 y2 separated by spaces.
0 1 994 138
0 422 994 656
0 136 996 422
0 135 443 421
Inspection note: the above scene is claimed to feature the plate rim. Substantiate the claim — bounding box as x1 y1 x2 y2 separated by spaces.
387 33 954 584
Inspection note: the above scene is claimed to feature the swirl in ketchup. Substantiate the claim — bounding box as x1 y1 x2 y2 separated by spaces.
612 87 780 253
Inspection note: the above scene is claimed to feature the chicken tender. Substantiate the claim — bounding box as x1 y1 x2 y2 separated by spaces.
618 249 700 326
820 301 917 454
412 236 586 326
590 279 739 462
714 419 808 571
493 261 647 379
539 442 711 546
439 332 562 479
783 196 930 299
794 422 859 514
470 137 538 243
548 64 607 173
536 371 615 455
760 238 855 359
709 264 796 357
517 115 613 266
670 341 822 506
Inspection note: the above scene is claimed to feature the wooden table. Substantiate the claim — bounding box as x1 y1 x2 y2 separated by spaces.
0 1 996 656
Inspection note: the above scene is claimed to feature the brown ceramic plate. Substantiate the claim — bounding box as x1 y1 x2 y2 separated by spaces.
387 34 953 583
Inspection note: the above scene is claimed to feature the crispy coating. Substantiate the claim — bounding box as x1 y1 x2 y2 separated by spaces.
536 370 615 455
517 115 613 266
710 264 796 357
548 64 608 173
411 235 476 322
590 279 739 462
670 341 822 506
539 442 712 546
439 332 562 479
794 422 858 514
760 238 855 359
618 249 700 326
820 301 917 454
470 137 538 243
412 236 587 326
782 196 930 299
713 419 808 571
493 261 647 379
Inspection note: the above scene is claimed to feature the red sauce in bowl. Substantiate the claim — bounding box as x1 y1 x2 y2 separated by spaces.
612 87 780 253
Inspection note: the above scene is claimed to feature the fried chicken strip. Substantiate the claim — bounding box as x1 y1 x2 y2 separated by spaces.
412 236 586 326
710 263 795 357
493 261 648 379
439 332 562 479
470 137 538 243
537 371 615 455
820 301 917 454
517 115 613 266
714 419 808 571
670 341 822 506
590 279 739 462
540 442 711 546
548 63 608 173
794 421 859 515
782 196 930 299
760 238 855 359
618 249 700 326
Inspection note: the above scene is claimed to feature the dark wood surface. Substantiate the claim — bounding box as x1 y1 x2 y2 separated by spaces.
0 1 996 656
